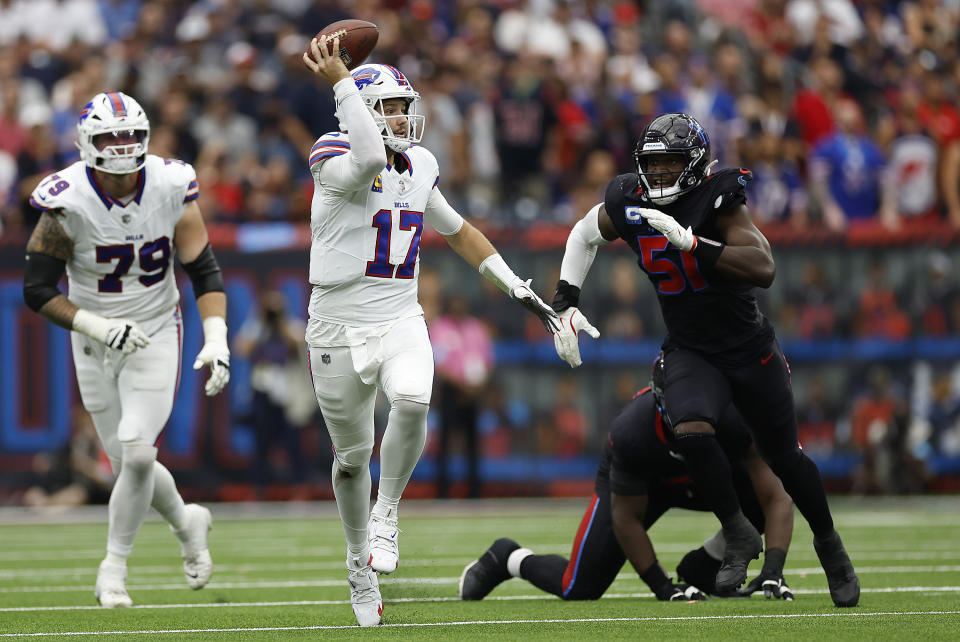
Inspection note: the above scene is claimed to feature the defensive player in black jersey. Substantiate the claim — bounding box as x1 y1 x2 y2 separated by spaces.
549 113 859 607
458 386 794 602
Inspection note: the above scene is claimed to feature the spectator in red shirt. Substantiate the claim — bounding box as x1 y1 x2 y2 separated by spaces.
916 69 960 145
792 57 846 147
854 260 911 340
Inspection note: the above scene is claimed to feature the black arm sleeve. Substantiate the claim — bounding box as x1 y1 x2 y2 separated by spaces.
552 280 581 313
23 252 66 312
180 243 224 297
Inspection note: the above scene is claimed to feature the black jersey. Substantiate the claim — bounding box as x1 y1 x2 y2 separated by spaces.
600 388 753 495
604 168 774 363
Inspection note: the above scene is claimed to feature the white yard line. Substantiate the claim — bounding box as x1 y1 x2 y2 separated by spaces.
1 586 959 613
0 577 454 593
5 544 960 564
3 555 960 581
4 564 960 593
2 610 960 636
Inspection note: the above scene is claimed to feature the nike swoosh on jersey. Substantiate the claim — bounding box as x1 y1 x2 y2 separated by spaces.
761 351 775 365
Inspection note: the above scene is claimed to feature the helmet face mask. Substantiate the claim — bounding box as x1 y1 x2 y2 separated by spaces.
634 113 711 205
337 64 425 153
77 92 150 175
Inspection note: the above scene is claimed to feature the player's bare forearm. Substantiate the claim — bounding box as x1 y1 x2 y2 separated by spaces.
174 202 210 263
745 446 794 553
37 294 79 330
712 245 775 287
25 212 75 328
444 220 497 269
712 205 775 288
611 493 658 575
196 291 226 320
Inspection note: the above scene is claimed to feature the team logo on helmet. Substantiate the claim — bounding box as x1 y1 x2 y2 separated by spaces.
352 67 381 90
78 102 94 123
336 64 425 153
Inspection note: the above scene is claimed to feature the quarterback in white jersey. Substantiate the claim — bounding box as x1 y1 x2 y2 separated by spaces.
23 91 230 608
302 37 560 627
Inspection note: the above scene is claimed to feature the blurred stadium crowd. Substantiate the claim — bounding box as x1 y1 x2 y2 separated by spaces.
2 0 960 229
3 0 960 499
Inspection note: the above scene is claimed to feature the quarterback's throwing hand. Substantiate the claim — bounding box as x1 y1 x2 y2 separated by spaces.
553 307 600 368
511 280 561 334
193 317 230 396
642 209 695 252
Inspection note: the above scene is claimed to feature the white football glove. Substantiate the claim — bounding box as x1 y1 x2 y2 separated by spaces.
193 316 230 396
72 309 150 355
642 209 695 252
511 280 561 334
553 307 600 368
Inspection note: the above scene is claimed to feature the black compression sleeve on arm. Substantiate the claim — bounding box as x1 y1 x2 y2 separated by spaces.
181 243 224 297
552 280 581 313
23 252 66 312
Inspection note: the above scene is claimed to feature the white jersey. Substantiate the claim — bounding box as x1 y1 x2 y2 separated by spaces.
307 133 461 330
30 155 198 336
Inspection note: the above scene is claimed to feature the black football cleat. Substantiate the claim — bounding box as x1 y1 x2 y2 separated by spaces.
715 521 762 592
677 546 723 596
458 538 519 601
814 531 860 607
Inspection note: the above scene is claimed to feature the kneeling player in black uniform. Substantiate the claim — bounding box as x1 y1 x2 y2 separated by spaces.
458 387 794 602
549 113 858 607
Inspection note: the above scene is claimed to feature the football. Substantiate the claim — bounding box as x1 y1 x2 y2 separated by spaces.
315 19 379 70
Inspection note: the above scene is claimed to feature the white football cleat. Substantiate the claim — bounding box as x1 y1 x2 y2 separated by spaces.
368 509 399 574
178 504 213 589
94 559 132 608
348 558 383 627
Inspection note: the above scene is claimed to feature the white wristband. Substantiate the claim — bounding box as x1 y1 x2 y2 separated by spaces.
478 253 523 295
72 309 111 344
202 316 228 345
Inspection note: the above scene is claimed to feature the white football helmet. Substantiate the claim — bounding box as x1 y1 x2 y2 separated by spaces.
76 91 150 175
336 64 424 153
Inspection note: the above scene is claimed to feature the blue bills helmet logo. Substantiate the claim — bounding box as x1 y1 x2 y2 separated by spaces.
78 102 93 124
352 67 381 90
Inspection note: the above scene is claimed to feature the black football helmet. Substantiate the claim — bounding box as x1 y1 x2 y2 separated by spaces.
634 113 712 204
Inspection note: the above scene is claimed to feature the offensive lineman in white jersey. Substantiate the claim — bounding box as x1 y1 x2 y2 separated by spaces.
303 37 560 626
22 91 231 608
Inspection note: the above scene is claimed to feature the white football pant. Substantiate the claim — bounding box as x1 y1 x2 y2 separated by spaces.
72 311 182 464
309 315 433 556
72 310 188 556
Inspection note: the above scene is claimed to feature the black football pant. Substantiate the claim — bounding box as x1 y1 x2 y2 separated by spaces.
660 339 834 538
518 474 764 599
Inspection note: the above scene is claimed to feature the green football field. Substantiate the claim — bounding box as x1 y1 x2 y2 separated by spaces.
1 496 958 640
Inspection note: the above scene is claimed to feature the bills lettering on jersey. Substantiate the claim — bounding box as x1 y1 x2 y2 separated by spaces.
29 156 199 336
307 132 444 325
